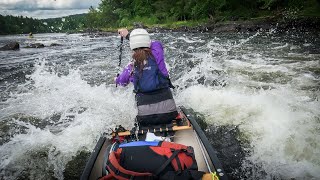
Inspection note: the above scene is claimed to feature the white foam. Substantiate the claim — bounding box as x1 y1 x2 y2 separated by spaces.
176 84 320 179
0 60 136 179
172 30 320 178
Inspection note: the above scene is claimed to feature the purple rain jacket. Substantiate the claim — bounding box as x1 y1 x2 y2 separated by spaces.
115 41 169 86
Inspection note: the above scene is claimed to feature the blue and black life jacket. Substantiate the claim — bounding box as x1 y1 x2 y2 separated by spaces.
133 56 177 126
133 57 170 94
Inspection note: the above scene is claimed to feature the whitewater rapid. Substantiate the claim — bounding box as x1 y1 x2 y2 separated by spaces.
0 31 319 179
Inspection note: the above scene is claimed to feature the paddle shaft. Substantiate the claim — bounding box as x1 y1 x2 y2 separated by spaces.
112 125 192 137
116 36 124 87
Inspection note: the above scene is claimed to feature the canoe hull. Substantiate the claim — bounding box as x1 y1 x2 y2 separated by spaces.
81 106 227 180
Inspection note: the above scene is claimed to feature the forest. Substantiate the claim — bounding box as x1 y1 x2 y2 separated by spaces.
0 0 319 35
0 14 87 35
87 0 320 28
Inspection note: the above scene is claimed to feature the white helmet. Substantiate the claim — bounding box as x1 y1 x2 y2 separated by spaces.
129 28 151 50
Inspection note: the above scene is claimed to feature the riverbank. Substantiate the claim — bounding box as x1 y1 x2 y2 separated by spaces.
1 15 319 36
81 16 320 37
165 16 320 33
1 16 319 51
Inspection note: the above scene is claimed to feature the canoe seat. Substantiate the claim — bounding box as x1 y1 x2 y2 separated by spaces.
112 118 192 137
138 118 191 134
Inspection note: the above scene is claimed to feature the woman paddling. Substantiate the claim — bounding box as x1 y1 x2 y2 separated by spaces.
115 28 178 126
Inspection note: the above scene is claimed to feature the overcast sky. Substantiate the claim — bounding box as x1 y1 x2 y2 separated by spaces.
0 0 101 19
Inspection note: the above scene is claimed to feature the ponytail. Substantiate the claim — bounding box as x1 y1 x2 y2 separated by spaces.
132 48 154 73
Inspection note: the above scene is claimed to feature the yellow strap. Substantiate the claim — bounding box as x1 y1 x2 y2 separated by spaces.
211 172 219 180
202 172 220 180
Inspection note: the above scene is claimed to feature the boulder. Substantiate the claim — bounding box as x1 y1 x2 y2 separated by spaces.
213 23 239 33
0 42 20 51
133 22 147 29
25 43 45 48
50 43 62 47
82 28 102 34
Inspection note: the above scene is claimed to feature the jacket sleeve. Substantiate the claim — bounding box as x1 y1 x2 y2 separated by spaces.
151 41 169 77
115 63 133 86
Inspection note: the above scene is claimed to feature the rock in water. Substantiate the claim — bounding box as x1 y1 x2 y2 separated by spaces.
50 43 62 47
0 42 20 50
25 43 45 48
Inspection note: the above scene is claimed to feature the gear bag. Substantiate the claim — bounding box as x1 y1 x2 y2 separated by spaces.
103 141 205 180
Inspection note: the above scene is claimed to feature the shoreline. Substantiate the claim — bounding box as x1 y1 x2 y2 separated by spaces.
143 17 320 33
0 17 319 36
80 16 320 36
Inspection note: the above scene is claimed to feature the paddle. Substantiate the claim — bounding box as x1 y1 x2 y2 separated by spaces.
111 117 192 137
116 36 124 87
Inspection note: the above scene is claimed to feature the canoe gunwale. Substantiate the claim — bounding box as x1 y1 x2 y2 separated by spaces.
180 106 228 180
80 135 107 180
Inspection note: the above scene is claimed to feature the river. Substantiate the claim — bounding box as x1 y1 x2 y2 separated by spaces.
0 30 319 180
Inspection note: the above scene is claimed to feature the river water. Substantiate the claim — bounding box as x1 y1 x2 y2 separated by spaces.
0 30 319 180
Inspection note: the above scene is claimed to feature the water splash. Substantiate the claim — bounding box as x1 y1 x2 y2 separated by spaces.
173 30 320 179
0 59 137 179
0 31 319 179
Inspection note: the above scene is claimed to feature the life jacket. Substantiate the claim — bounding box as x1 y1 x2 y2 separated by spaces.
103 141 205 180
133 57 171 94
133 56 177 126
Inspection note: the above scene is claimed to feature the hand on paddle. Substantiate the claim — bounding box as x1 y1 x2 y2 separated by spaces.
118 29 129 38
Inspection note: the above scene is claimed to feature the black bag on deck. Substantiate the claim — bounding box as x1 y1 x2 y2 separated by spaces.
104 141 205 180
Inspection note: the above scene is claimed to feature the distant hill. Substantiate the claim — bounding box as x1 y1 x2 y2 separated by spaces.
0 13 88 35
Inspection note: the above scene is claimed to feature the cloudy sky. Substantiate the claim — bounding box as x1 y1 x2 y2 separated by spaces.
0 0 101 19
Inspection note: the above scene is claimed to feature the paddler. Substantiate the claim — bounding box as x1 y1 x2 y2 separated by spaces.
28 32 33 38
116 28 177 126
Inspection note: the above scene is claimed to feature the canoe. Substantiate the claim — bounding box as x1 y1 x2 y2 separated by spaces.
81 106 228 180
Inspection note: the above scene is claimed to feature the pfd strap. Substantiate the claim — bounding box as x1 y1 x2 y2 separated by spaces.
154 149 181 176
